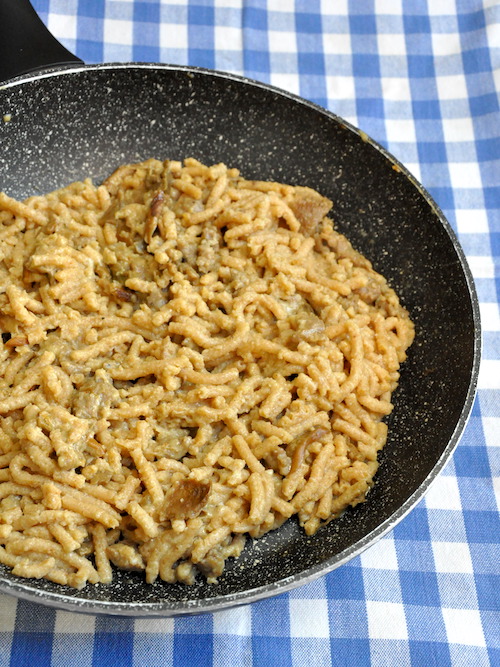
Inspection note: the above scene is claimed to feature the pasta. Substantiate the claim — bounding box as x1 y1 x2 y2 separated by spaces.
0 158 414 589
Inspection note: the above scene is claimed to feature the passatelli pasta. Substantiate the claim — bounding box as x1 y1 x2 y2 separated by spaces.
0 158 414 589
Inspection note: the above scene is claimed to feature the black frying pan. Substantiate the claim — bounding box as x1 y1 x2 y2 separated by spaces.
0 1 481 615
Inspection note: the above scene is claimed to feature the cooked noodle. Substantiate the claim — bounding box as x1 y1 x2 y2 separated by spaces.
0 158 414 588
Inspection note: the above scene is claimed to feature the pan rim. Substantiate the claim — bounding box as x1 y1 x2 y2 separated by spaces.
0 62 482 615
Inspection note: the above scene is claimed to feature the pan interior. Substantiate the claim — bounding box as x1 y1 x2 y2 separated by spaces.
0 65 479 612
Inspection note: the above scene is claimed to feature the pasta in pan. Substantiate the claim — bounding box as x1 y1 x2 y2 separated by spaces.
0 158 414 588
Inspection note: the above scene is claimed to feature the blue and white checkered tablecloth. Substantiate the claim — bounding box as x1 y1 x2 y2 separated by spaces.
1 1 499 666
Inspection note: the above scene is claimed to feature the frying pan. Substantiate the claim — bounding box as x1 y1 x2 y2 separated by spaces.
0 1 481 616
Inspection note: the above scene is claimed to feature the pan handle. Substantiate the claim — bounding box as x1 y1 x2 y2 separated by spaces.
0 0 83 82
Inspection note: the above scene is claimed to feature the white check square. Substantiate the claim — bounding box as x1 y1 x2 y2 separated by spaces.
48 13 77 41
269 30 297 54
386 119 417 144
267 0 296 11
381 77 411 101
404 162 422 181
378 34 406 56
478 359 500 390
432 32 460 57
360 536 399 570
424 475 462 511
442 608 486 647
213 0 243 6
212 605 252 636
436 74 468 100
455 209 489 234
486 20 500 50
134 617 175 633
482 417 500 448
443 117 475 143
448 162 483 189
479 303 500 333
374 0 403 15
0 594 17 633
289 599 330 637
160 22 188 50
54 610 96 634
427 0 458 14
104 19 133 46
432 541 474 574
366 600 408 640
326 75 355 101
467 255 495 280
270 73 300 95
323 33 352 55
215 26 241 52
320 0 348 16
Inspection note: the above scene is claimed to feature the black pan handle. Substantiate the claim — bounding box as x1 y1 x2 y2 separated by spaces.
0 0 83 82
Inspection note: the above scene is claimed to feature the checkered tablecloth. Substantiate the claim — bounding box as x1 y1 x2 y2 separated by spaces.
0 1 499 665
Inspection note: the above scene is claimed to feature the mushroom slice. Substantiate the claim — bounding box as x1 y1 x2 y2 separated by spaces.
290 186 332 236
161 478 211 521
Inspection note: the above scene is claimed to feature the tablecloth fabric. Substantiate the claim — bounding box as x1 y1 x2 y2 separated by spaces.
1 1 499 666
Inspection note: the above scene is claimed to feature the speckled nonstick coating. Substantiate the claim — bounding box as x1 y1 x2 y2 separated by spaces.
0 64 481 615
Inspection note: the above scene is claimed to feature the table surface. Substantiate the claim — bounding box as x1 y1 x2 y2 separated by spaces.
1 1 499 666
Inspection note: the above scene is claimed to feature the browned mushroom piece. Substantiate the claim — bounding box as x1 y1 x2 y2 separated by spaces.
289 427 330 474
295 311 325 342
4 335 29 348
285 295 326 344
355 282 382 305
161 478 211 521
290 186 333 236
150 190 165 218
72 374 120 419
113 286 135 302
326 231 371 270
144 190 165 243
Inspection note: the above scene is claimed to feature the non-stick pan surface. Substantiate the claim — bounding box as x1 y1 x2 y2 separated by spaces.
0 60 480 614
